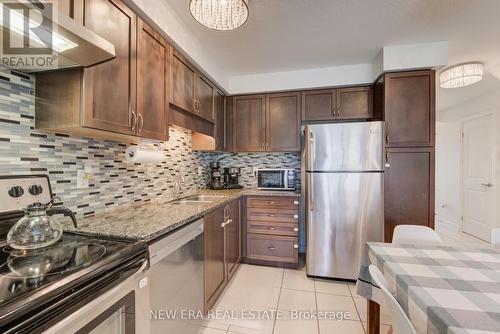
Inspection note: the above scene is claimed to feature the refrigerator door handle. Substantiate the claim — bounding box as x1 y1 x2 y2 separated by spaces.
309 131 315 169
308 173 314 211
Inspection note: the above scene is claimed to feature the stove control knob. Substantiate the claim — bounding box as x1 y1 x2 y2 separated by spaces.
8 186 24 198
29 184 43 196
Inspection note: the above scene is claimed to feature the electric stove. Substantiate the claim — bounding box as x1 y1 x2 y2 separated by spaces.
0 175 148 333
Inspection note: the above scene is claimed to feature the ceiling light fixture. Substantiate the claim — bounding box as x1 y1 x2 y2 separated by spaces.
189 0 249 31
440 62 483 89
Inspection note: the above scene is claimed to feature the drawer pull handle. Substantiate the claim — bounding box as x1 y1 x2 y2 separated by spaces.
293 201 299 205
293 244 299 249
268 214 275 217
293 227 299 232
293 214 298 219
267 201 277 204
268 246 276 251
267 227 276 230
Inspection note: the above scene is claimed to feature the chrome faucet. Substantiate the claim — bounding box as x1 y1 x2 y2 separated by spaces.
173 175 186 198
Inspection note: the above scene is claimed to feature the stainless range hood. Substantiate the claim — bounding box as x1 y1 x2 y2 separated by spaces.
0 0 115 72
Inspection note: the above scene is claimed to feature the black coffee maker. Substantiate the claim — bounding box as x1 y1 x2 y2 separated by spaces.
223 167 243 189
209 161 223 189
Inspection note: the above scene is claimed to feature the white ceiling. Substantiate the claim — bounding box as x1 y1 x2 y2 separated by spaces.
168 0 500 111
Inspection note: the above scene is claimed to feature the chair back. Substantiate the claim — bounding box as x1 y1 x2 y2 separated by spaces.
492 228 500 250
392 225 442 245
369 265 416 334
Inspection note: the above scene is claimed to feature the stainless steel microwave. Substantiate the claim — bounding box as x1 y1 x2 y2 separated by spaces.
257 169 296 190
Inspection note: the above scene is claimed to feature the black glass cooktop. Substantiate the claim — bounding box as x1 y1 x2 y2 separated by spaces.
0 233 133 310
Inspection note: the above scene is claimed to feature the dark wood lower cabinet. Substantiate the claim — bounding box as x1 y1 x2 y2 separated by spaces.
204 206 226 311
243 196 300 268
204 199 241 311
226 199 241 281
384 147 435 242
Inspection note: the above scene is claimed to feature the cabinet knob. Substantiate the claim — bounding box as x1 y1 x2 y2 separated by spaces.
293 200 299 205
293 214 298 219
221 222 226 228
293 244 299 249
293 227 299 232
267 227 276 230
267 246 276 251
268 214 275 217
267 201 277 204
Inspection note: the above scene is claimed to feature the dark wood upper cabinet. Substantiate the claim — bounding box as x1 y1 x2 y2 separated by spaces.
302 89 335 122
170 49 215 123
136 19 169 141
214 90 226 151
302 87 372 122
80 0 136 136
336 86 373 120
170 50 196 114
195 74 215 122
384 70 435 147
384 148 435 242
266 92 301 152
226 199 241 281
204 207 226 311
232 95 266 152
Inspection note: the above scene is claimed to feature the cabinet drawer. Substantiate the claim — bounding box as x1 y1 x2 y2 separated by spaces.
247 221 298 236
246 234 298 263
247 208 298 223
247 196 299 209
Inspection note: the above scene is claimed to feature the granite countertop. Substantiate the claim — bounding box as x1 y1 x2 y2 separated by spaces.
65 188 300 243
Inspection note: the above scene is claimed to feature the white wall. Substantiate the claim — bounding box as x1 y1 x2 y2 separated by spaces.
437 87 500 229
435 122 461 228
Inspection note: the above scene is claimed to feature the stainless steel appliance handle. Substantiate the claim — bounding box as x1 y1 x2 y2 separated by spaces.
309 131 315 169
308 173 314 211
284 170 289 189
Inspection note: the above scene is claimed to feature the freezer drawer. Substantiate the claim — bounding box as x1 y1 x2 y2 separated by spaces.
305 122 384 172
306 172 383 280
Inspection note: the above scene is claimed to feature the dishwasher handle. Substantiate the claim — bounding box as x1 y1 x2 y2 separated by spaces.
149 219 204 266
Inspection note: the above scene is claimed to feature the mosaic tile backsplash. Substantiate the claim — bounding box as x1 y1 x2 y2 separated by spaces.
0 69 301 217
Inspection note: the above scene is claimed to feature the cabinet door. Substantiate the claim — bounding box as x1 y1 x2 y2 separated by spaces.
226 200 241 281
384 148 435 242
266 92 301 152
336 86 373 120
385 70 435 147
232 95 266 152
301 89 335 122
170 50 196 114
136 19 169 141
81 0 136 135
214 90 225 151
204 207 226 310
195 74 215 122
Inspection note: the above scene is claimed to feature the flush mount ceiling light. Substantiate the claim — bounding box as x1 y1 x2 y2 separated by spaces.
189 0 249 31
440 62 483 89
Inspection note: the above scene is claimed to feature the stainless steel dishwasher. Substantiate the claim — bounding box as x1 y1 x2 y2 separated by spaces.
148 218 204 334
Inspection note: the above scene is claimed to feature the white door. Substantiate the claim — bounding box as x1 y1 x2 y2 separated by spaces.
462 114 495 241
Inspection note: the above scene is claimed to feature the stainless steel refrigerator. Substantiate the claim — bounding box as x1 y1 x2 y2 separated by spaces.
303 122 384 280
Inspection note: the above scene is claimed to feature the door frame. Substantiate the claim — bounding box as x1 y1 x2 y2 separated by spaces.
459 112 496 238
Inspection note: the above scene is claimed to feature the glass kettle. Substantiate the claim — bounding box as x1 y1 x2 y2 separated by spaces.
7 196 78 250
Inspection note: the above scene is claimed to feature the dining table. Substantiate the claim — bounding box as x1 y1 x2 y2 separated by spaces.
356 242 500 334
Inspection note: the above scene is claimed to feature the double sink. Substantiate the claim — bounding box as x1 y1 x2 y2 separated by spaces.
169 194 228 205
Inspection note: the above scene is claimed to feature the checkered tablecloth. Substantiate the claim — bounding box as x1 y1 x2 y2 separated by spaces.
356 242 500 334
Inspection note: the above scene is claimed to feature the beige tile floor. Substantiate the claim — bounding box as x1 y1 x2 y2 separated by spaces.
189 224 487 334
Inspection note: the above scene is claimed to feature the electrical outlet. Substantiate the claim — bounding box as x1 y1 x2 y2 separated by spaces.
77 169 89 189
